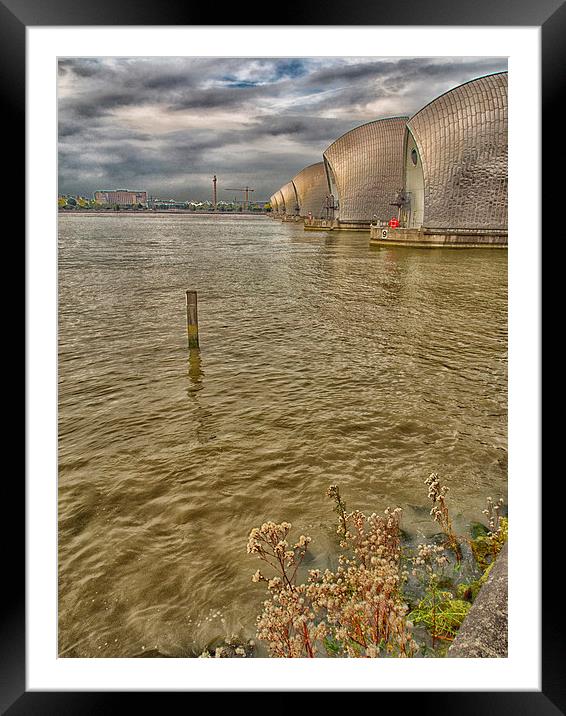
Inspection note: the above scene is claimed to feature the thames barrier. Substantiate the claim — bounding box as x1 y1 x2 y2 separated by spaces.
271 72 508 248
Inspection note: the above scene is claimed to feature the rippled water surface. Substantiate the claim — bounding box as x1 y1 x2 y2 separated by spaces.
58 213 507 657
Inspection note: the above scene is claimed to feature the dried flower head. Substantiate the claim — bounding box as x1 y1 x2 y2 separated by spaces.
247 493 417 658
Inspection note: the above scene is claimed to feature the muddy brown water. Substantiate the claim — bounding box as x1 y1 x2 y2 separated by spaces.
58 213 507 657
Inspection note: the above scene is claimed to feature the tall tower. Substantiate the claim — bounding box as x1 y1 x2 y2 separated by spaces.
212 175 217 211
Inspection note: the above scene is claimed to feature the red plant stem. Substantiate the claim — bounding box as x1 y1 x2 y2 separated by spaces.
302 623 314 658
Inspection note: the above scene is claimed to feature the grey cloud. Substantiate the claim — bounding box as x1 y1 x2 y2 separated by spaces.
58 56 507 200
59 58 104 77
166 85 265 111
247 115 360 146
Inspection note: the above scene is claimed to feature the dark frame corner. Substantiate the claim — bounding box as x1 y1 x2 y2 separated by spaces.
11 0 556 709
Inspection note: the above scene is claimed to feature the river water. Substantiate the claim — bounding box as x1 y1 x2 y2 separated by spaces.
58 213 507 657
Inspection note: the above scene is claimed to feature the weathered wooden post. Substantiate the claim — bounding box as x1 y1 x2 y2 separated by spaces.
187 346 203 390
186 290 199 349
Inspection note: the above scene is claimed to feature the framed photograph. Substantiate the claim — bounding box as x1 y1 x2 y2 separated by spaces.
10 0 554 708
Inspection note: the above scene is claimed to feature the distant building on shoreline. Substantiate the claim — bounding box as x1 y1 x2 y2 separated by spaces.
148 197 188 209
94 189 148 207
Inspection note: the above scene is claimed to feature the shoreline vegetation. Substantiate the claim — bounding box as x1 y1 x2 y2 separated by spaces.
200 474 507 659
58 208 271 216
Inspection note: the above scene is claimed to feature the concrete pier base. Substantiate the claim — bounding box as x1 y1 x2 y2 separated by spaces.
304 218 336 231
369 226 508 248
304 218 370 232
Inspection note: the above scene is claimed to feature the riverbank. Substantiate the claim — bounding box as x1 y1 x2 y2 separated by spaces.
58 209 270 217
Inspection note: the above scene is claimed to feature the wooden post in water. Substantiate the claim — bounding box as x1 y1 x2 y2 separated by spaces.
186 290 199 349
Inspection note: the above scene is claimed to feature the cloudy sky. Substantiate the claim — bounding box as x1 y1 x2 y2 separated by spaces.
58 56 507 202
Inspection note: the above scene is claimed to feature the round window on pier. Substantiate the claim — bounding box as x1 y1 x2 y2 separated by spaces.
411 148 418 166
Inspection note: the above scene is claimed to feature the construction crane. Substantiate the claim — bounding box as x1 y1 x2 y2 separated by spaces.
224 186 255 211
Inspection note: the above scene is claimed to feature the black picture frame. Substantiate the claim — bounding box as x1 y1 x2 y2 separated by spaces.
10 0 554 709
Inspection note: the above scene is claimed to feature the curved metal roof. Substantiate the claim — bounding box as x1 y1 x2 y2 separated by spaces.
292 162 329 218
407 72 507 230
280 182 299 215
275 190 285 212
323 117 408 222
